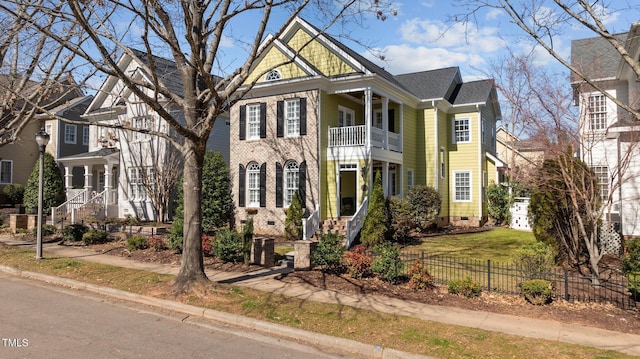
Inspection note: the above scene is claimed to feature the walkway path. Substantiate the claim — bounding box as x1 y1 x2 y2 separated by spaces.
2 236 639 357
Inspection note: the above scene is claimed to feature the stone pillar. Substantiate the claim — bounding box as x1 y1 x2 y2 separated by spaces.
251 237 275 267
9 214 28 234
64 166 73 192
294 240 317 271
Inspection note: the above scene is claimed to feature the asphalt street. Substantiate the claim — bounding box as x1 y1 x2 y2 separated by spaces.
0 273 350 359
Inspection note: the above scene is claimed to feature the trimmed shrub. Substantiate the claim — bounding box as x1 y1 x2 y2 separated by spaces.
202 235 214 256
127 235 149 251
3 184 24 206
406 184 441 232
407 260 434 291
167 233 183 252
23 152 65 213
215 229 243 263
515 242 556 280
82 229 109 245
312 232 345 273
284 192 304 241
371 242 402 284
342 245 373 279
520 279 553 305
623 238 640 274
486 182 513 225
361 172 389 247
62 224 89 242
148 236 167 251
448 276 482 298
31 224 57 237
388 196 413 243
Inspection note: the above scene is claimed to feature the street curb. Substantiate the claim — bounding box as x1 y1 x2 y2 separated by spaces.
0 265 431 359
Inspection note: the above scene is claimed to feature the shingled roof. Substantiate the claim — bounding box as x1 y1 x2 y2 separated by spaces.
570 32 628 83
129 48 185 96
394 67 461 100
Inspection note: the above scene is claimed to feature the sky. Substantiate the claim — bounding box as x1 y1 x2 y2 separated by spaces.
309 1 640 81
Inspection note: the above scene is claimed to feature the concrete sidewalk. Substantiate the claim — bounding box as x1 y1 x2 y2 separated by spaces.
2 237 640 357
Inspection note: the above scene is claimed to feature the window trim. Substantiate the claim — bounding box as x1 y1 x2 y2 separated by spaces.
407 168 414 189
440 148 446 178
454 170 472 202
453 117 471 144
64 124 77 144
592 166 609 202
82 126 90 145
283 161 299 207
264 69 281 81
246 103 261 140
0 160 13 184
588 93 607 131
285 99 300 137
246 162 261 207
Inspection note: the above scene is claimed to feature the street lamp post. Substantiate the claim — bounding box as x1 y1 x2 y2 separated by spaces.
35 128 50 260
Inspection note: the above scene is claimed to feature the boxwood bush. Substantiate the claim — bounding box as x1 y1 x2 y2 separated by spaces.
520 279 553 305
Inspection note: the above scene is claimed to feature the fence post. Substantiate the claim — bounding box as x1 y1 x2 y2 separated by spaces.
564 268 569 301
487 259 491 292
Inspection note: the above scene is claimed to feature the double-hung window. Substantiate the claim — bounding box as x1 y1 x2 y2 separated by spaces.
454 171 471 202
453 118 470 143
247 162 261 207
247 104 261 140
592 166 609 201
440 148 446 178
65 124 77 144
0 160 12 184
284 161 299 207
83 126 90 145
285 99 300 137
588 94 607 131
133 116 150 141
129 167 146 200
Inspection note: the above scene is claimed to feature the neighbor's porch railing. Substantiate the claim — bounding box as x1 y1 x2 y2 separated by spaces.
302 204 320 240
345 197 368 248
51 189 90 225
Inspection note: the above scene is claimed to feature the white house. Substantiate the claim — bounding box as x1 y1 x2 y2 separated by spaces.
572 23 640 239
54 49 229 223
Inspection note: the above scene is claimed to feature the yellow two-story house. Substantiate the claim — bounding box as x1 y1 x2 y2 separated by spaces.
230 17 503 243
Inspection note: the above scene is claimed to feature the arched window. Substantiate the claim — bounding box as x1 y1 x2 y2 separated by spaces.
284 161 299 207
247 162 261 207
264 69 281 81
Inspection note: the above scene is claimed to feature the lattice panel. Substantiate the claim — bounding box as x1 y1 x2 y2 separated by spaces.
599 222 622 255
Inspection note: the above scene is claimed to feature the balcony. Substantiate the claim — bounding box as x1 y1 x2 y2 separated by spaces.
328 125 401 152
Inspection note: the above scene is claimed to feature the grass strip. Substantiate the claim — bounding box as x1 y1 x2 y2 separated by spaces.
0 245 632 359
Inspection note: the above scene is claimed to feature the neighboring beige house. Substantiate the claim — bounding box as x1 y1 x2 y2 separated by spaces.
0 76 86 203
496 127 545 183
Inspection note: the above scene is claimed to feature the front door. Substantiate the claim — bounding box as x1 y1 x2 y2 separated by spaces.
339 165 357 216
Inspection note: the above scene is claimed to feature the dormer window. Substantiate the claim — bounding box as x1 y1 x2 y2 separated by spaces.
265 69 281 81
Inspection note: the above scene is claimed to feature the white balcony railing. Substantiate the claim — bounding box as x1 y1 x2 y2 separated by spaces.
328 125 366 147
328 125 400 152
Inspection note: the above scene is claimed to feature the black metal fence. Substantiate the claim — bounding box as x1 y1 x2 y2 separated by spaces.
400 251 639 310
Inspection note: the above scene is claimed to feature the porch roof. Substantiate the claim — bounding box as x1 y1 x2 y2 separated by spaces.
57 148 120 166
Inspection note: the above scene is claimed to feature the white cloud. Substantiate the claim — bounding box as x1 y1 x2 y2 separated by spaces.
363 44 472 74
399 18 506 52
485 8 504 21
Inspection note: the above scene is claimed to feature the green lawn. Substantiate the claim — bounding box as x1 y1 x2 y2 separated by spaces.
404 227 536 263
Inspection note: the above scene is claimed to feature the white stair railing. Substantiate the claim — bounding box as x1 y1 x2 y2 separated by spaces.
302 204 320 240
345 197 368 248
51 190 89 225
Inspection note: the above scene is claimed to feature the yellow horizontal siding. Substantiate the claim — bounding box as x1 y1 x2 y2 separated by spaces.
244 47 307 85
287 29 356 77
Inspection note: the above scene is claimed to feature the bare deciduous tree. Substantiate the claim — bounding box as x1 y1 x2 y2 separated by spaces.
1 0 396 292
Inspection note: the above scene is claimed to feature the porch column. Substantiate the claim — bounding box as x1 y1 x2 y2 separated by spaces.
64 166 73 191
364 88 372 148
84 165 93 193
399 104 404 153
382 97 389 150
382 162 389 197
104 163 112 204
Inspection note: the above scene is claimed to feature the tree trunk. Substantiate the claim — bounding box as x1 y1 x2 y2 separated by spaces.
172 139 208 293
